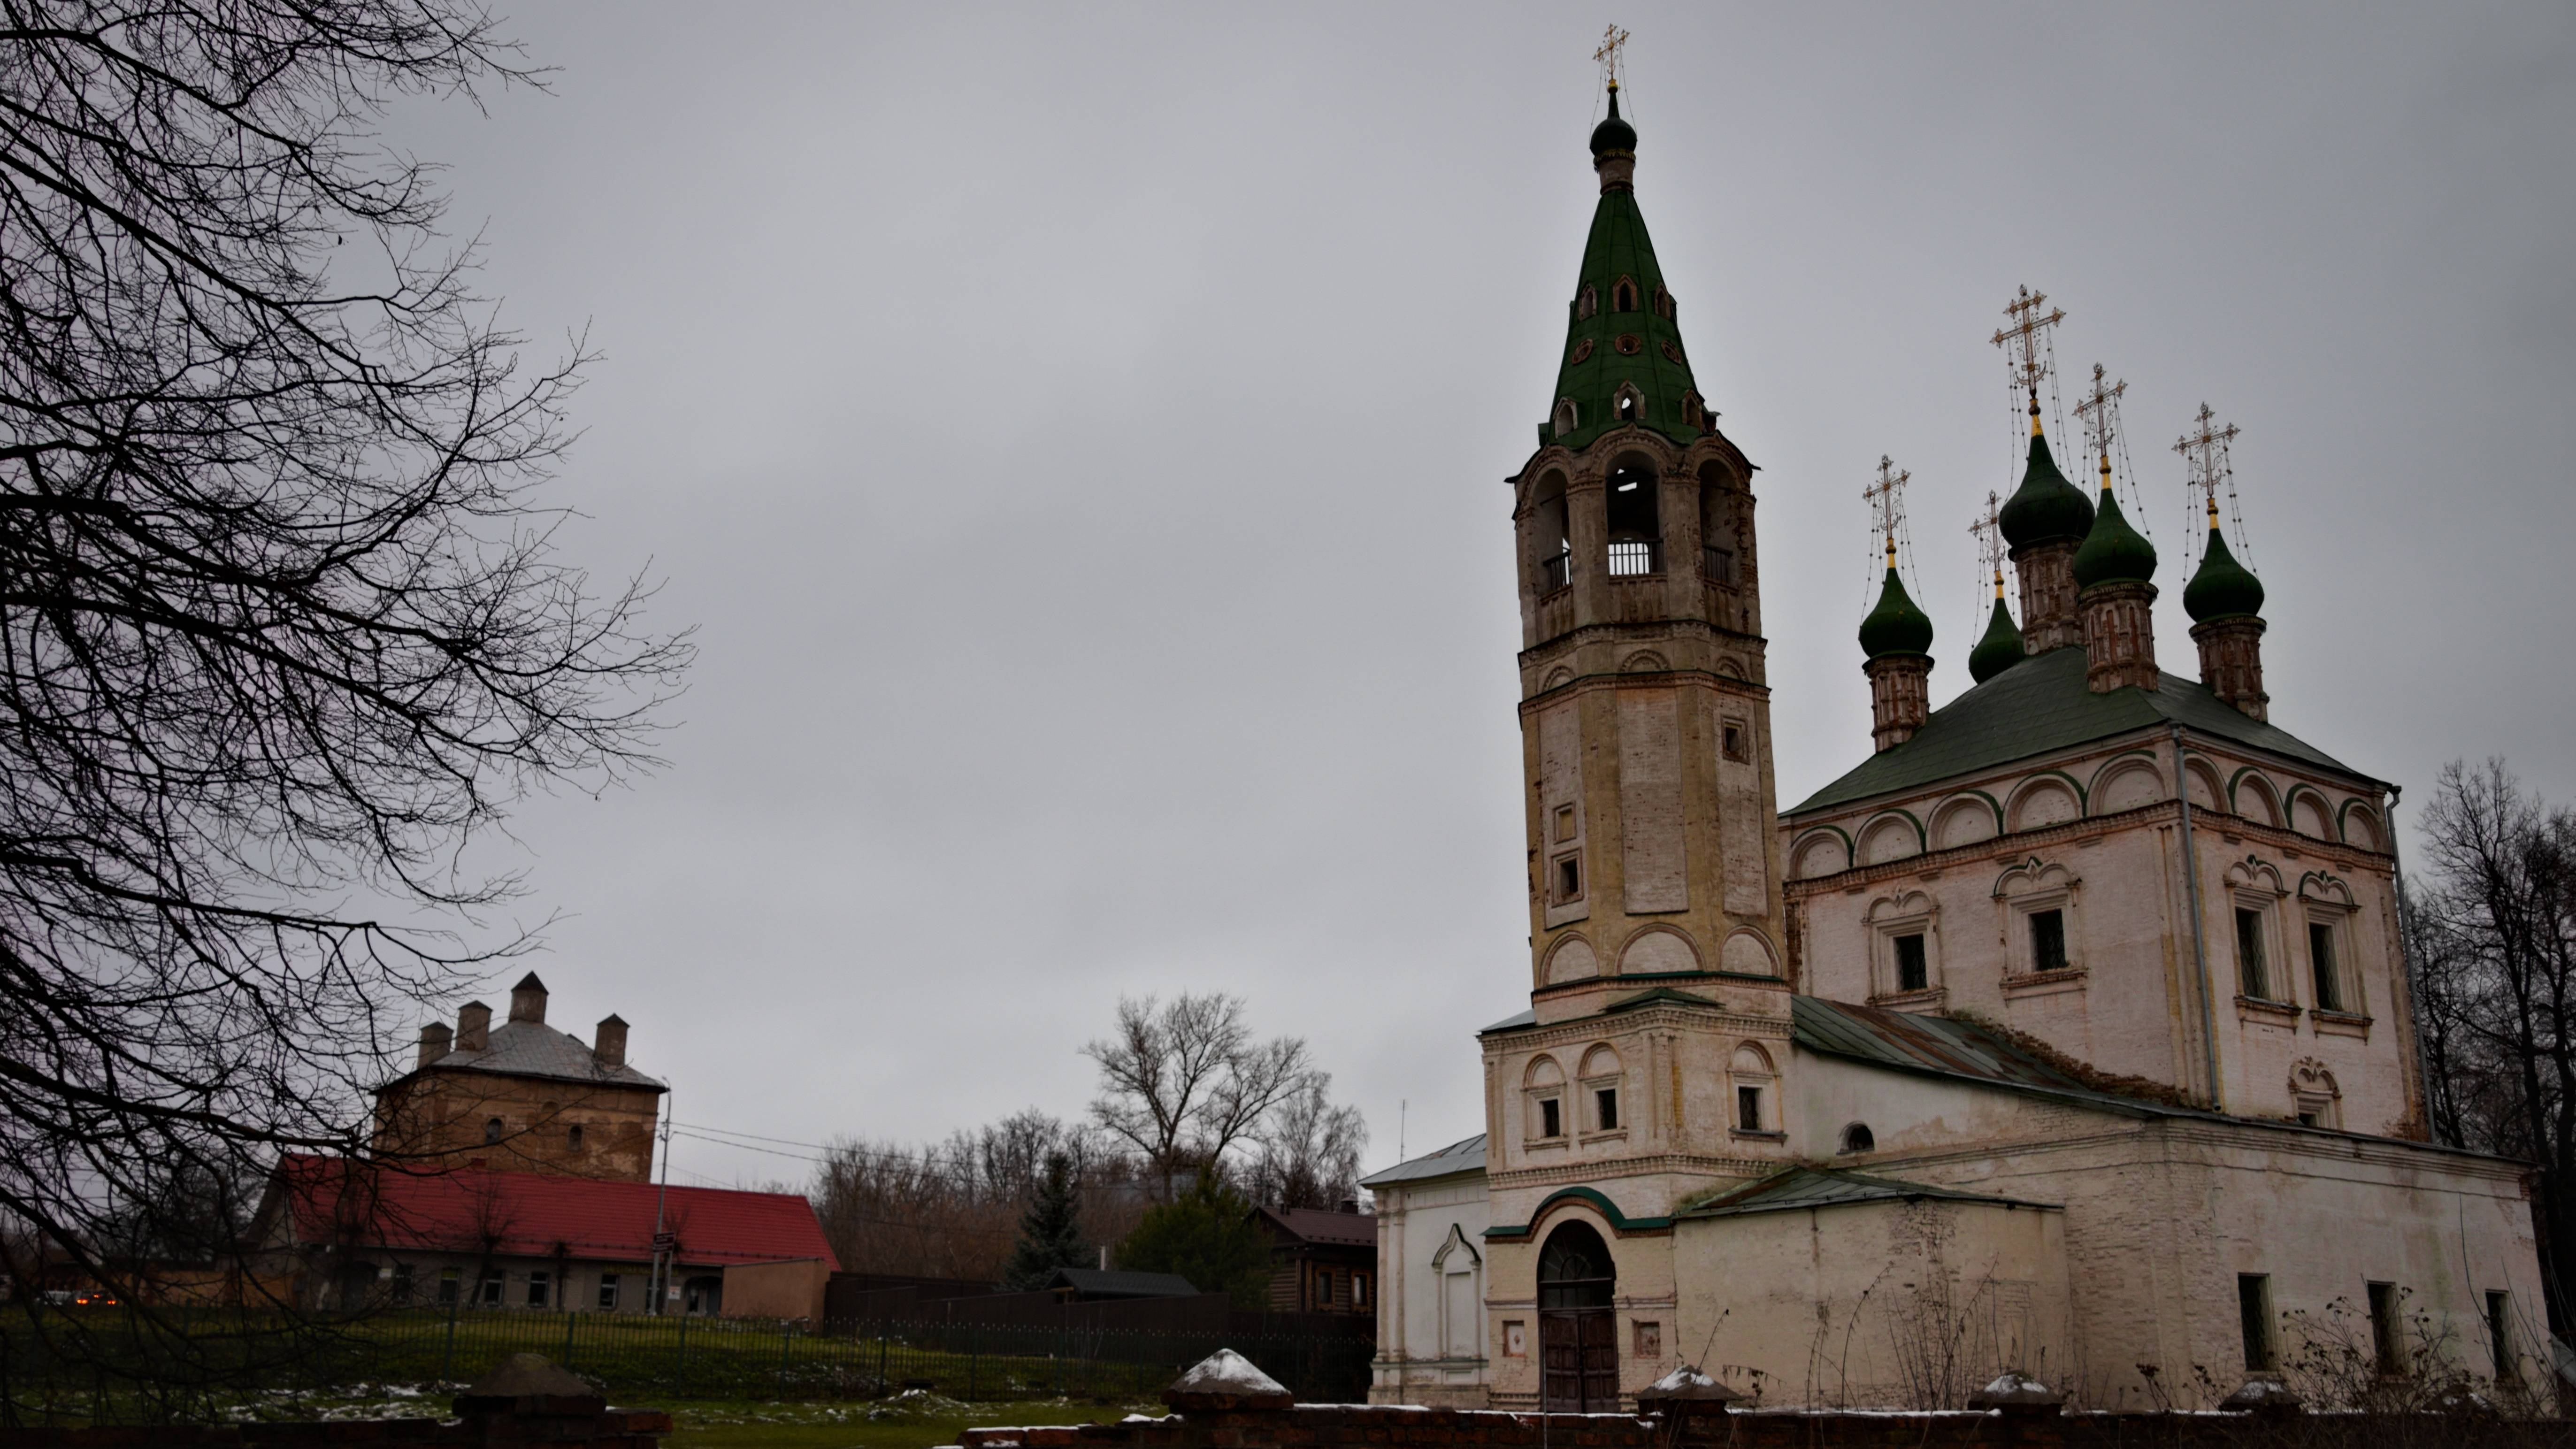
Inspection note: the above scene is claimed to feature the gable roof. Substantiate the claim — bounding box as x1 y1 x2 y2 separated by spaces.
1791 996 2107 1099
1785 644 2377 818
396 1019 666 1093
267 1156 833 1270
1679 1165 2060 1221
1359 1134 1488 1188
1044 1267 1200 1298
1254 1205 1375 1247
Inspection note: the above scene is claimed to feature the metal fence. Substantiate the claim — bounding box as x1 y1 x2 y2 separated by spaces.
0 1303 1372 1417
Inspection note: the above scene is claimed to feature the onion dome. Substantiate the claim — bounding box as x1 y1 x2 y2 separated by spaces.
2184 516 2265 622
1858 550 1935 659
1968 588 2025 684
1589 84 1637 160
1997 400 2095 550
2071 457 2158 590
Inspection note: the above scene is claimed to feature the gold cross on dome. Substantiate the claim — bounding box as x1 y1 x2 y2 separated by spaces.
1863 455 1911 560
1970 491 2007 596
1595 24 1630 90
1990 285 2066 400
2174 402 2242 523
2072 361 2128 465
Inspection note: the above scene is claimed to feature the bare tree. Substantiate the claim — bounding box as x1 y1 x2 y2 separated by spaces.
1246 1077 1367 1211
2412 759 2576 1331
1082 992 1320 1198
808 1110 1143 1284
0 0 686 1385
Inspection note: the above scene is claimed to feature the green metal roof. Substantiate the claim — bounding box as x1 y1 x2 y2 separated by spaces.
1543 123 1702 452
1679 1165 2060 1221
1785 643 2370 818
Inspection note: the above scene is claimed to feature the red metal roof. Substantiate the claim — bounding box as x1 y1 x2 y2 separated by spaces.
272 1156 838 1271
1256 1205 1375 1247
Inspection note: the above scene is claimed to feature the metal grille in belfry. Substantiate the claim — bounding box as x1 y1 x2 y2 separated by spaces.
1607 540 1659 576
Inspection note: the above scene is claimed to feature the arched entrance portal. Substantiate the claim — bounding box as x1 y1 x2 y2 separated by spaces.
1537 1220 1618 1411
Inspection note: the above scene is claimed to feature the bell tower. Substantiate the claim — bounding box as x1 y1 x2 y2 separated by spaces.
1507 80 1787 1025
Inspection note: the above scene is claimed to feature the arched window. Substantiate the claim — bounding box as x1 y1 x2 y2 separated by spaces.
1525 1056 1566 1142
1681 391 1705 429
1653 284 1675 320
1537 1221 1617 1411
1612 276 1639 313
1613 384 1643 425
1606 459 1659 575
1730 1043 1774 1134
482 1117 504 1145
1840 1122 1875 1154
1552 398 1578 438
1577 285 1598 320
1531 471 1571 593
568 1124 585 1152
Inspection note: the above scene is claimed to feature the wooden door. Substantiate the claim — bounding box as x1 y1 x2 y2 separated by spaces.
1540 1308 1617 1411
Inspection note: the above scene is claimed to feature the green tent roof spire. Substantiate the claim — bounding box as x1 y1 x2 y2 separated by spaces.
1541 80 1707 453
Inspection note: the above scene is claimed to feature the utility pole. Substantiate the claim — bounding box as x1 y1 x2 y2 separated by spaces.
648 1094 675 1314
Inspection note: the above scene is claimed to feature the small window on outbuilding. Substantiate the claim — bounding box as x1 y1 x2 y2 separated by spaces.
599 1273 622 1311
568 1124 584 1152
1839 1123 1874 1154
483 1117 504 1145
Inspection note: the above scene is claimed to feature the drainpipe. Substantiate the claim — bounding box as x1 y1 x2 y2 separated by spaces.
2172 724 2221 1110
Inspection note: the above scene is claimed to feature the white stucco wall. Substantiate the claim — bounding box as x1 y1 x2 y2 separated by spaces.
1371 1168 1494 1406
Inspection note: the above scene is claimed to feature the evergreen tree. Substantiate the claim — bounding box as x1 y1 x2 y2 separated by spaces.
1001 1150 1088 1290
1116 1173 1275 1307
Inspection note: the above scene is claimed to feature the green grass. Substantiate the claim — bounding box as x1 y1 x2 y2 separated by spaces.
666 1395 1160 1449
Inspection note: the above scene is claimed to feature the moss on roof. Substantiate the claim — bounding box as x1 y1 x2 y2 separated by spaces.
1784 644 2371 817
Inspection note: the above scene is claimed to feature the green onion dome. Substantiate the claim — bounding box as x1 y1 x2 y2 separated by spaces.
2183 521 2265 622
1998 408 2095 550
1858 561 1935 659
1968 594 2026 683
2071 467 2158 590
1589 86 1637 158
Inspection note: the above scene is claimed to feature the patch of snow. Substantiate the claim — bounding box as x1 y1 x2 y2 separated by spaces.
1172 1348 1288 1395
1648 1365 1720 1392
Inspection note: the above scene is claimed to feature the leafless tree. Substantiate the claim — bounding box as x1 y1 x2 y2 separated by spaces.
1082 992 1321 1198
2412 759 2576 1331
1246 1077 1367 1211
808 1111 1145 1284
0 0 686 1386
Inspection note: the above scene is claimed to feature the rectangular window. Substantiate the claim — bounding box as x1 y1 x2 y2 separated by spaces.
2489 1291 2516 1380
2236 908 2269 999
1539 1097 1561 1139
391 1263 414 1303
2310 923 2343 1012
2367 1281 2400 1374
598 1273 621 1311
1633 1320 1662 1357
527 1270 551 1309
1736 1085 1763 1132
2029 909 2068 974
1354 1273 1370 1309
2238 1274 2273 1369
1595 1088 1619 1131
1555 855 1582 903
1705 547 1736 586
479 1270 503 1307
438 1267 460 1306
1554 805 1576 843
1894 933 1928 993
1721 721 1748 761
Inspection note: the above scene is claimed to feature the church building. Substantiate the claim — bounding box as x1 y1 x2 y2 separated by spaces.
1362 71 2545 1412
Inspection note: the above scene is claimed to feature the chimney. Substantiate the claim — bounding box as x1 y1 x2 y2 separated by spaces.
594 1013 629 1069
1338 1199 1360 1215
455 1001 491 1052
507 972 548 1025
417 1021 452 1068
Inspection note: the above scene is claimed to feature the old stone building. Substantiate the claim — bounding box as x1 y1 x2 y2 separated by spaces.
1365 73 2546 1412
371 974 665 1181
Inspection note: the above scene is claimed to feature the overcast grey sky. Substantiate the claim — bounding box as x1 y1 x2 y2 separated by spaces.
386 3 2576 1192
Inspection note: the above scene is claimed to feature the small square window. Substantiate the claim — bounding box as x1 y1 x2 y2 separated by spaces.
1633 1320 1661 1357
2030 909 2068 974
1721 721 1748 761
1554 855 1582 903
2310 922 2344 1012
1736 1085 1763 1132
1553 805 1576 843
2238 1274 2274 1370
1595 1088 1619 1131
598 1273 621 1311
1894 933 1928 993
1539 1097 1562 1139
2236 908 2269 999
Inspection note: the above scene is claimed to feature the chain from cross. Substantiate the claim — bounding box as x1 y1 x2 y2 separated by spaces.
1990 285 2066 399
1863 455 1911 559
2072 361 2128 464
1969 490 2007 596
2173 402 2241 522
1595 25 1629 90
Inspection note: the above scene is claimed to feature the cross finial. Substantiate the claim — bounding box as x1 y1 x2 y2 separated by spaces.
1864 455 1911 564
1970 491 2008 599
2173 402 2242 527
1990 285 2067 407
1595 24 1630 92
2072 361 2128 481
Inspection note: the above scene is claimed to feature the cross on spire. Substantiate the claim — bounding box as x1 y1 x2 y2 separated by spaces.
2073 361 2128 472
1990 285 2066 403
2174 402 2242 525
1594 24 1630 92
1864 455 1911 563
1970 490 2007 599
